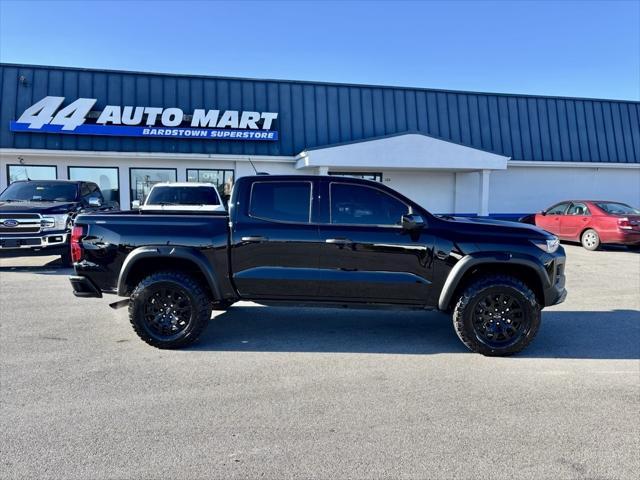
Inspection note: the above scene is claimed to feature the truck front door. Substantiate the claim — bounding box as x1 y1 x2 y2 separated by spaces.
316 180 436 305
230 179 323 299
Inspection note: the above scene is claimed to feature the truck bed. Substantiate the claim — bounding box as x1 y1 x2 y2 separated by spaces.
73 211 230 293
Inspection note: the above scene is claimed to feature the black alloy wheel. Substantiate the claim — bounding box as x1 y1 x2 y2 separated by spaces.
452 274 541 356
471 291 528 349
129 271 212 349
142 285 193 340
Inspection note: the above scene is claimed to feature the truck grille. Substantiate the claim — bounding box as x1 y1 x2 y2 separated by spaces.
0 213 42 234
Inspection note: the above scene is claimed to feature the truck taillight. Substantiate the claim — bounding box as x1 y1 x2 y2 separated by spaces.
70 225 85 263
618 217 632 230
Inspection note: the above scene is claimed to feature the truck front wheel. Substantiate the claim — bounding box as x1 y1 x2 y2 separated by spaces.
129 271 212 349
452 275 541 356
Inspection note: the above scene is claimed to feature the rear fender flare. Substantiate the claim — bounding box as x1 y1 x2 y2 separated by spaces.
117 246 222 300
438 252 549 311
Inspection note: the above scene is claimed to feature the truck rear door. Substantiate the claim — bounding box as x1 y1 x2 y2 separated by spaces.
229 178 323 299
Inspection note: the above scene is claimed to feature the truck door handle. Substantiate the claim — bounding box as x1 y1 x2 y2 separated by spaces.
241 236 267 243
325 238 352 245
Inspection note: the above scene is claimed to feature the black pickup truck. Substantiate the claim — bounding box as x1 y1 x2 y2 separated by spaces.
70 175 566 356
1 180 116 265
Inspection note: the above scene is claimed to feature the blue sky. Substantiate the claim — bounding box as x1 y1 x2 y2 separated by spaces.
1 0 638 100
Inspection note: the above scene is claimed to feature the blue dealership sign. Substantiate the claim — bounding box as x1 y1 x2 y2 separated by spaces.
10 96 279 141
9 122 278 141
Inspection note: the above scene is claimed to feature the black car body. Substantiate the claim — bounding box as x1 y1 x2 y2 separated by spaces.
0 180 116 263
70 175 567 355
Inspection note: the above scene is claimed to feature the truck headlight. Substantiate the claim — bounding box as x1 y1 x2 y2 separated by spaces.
532 236 560 253
41 214 70 231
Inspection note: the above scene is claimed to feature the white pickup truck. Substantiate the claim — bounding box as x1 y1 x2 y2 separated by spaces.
132 183 226 212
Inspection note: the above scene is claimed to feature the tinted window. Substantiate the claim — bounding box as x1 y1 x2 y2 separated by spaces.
567 202 590 215
0 182 78 202
546 202 570 215
330 183 409 225
146 186 220 206
595 202 640 215
249 182 312 223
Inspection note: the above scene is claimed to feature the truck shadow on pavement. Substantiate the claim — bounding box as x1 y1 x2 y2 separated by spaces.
194 306 640 360
0 258 72 275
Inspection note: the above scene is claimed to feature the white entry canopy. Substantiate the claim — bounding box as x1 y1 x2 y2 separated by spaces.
295 132 509 171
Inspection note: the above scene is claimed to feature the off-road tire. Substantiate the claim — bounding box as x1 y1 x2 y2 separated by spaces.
452 274 541 356
581 228 600 251
129 271 212 349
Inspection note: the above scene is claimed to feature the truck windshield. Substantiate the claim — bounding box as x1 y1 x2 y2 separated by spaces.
146 186 220 206
0 182 79 202
595 202 640 215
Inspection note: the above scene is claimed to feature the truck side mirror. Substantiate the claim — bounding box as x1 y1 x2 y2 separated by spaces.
88 197 102 207
131 200 140 209
401 213 425 231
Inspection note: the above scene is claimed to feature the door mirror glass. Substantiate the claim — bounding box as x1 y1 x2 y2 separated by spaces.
540 210 547 216
87 197 102 207
401 213 425 231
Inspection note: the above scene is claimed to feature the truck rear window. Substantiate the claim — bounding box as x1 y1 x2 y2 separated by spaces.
249 181 312 223
146 186 220 206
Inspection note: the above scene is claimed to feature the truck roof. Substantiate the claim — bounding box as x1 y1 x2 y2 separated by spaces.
151 182 217 188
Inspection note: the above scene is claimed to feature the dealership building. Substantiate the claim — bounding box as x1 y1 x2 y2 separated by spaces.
1 63 638 215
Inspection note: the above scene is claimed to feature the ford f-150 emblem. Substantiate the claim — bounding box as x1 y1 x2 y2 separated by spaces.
2 219 19 228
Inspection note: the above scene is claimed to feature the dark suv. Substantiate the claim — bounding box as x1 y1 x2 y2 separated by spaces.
0 180 116 265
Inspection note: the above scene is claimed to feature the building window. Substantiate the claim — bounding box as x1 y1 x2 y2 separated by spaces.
7 165 57 183
129 168 177 208
187 169 235 204
69 167 120 206
329 171 383 182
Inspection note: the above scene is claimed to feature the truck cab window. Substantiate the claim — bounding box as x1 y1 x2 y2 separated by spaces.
249 181 312 223
330 183 408 226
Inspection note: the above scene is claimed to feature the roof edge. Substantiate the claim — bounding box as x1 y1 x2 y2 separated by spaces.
1 62 638 104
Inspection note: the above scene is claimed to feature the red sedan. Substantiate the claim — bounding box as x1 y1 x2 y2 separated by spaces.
534 200 640 250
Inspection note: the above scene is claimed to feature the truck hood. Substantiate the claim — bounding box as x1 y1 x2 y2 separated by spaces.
439 215 553 240
0 201 78 214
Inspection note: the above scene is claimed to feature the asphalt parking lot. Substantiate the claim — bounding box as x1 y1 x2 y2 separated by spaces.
1 244 639 480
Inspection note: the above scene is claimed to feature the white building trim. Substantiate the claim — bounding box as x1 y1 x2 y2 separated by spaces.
0 148 296 164
508 160 640 169
295 133 510 171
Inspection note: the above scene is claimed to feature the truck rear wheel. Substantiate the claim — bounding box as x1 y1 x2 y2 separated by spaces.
129 271 212 349
452 275 541 356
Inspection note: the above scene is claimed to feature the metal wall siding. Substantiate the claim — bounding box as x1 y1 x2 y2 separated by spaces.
626 103 640 160
1 64 638 162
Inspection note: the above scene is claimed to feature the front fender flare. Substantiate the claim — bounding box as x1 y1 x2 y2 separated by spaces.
438 252 549 311
117 246 222 300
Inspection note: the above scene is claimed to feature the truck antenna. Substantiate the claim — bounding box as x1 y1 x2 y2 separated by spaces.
248 157 269 175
